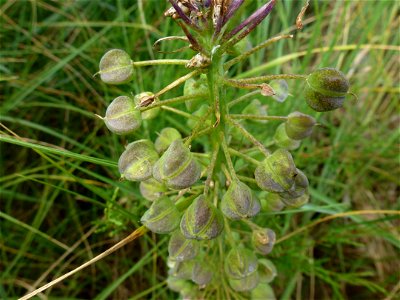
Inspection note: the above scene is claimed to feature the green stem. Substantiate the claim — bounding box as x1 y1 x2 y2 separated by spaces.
230 114 288 121
140 93 207 112
160 106 198 120
228 147 259 166
204 143 220 195
155 70 200 98
233 74 307 83
132 59 189 67
220 132 237 180
228 90 260 108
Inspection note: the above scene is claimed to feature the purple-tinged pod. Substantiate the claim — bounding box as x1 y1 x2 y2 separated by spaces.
221 180 261 220
139 178 167 201
118 139 159 181
191 261 213 286
285 111 316 140
260 192 285 212
168 230 200 262
104 96 141 135
305 68 350 112
252 228 276 255
225 248 258 279
155 127 182 154
140 196 180 234
99 49 134 85
180 195 224 240
279 169 309 201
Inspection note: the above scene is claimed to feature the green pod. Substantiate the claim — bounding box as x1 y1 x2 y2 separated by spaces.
221 180 261 220
166 276 192 293
252 228 276 255
285 111 316 140
243 99 268 124
118 139 159 181
273 123 301 150
168 230 200 262
225 248 258 279
153 140 201 190
255 149 298 193
251 283 276 300
155 127 182 154
279 169 309 201
258 259 277 283
140 196 180 234
180 195 224 240
99 49 134 84
285 192 310 209
104 96 142 135
170 260 195 280
139 178 166 201
134 92 160 120
229 271 260 292
304 68 349 112
183 75 209 112
191 261 213 286
260 192 285 212
187 105 211 129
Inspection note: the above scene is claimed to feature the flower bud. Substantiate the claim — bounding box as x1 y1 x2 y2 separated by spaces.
279 169 309 201
153 140 201 190
118 139 159 181
180 195 224 240
183 75 208 112
221 180 261 220
252 228 276 255
273 123 301 150
134 92 160 120
285 111 316 140
104 96 141 135
168 230 200 262
225 248 258 279
139 178 166 201
243 99 268 124
191 261 213 286
251 283 276 300
305 68 349 112
140 196 180 234
228 271 259 292
155 127 182 154
258 259 277 283
260 192 285 212
99 49 133 84
187 105 211 129
255 149 298 193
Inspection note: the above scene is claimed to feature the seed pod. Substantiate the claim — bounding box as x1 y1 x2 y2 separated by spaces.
99 49 134 84
255 149 298 193
168 230 200 262
183 75 208 112
180 195 224 240
252 228 276 255
269 79 289 103
279 169 309 201
139 178 166 201
167 276 192 293
134 92 160 120
155 127 182 154
118 139 159 181
171 260 195 280
243 99 268 124
191 261 213 286
221 180 261 220
285 111 316 140
229 271 260 292
104 96 142 135
260 192 285 212
251 283 276 300
153 140 201 190
258 259 277 283
304 68 349 112
225 248 258 279
273 123 301 150
140 196 180 234
285 192 310 209
187 105 211 129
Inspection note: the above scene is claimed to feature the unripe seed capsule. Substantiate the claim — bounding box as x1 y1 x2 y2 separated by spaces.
251 282 276 300
252 228 276 255
228 271 260 292
255 149 298 193
168 230 199 262
153 140 201 190
284 191 310 209
139 178 167 201
104 96 141 135
260 192 285 212
285 111 316 140
221 180 261 220
183 75 209 112
258 259 277 283
140 196 180 234
191 261 213 286
155 127 182 154
134 92 160 120
171 260 195 280
225 248 258 279
273 123 301 150
279 169 309 201
304 68 349 112
180 195 224 240
187 105 212 129
99 49 134 85
118 139 159 181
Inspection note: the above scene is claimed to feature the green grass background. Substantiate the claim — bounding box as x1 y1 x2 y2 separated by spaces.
1 0 399 299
